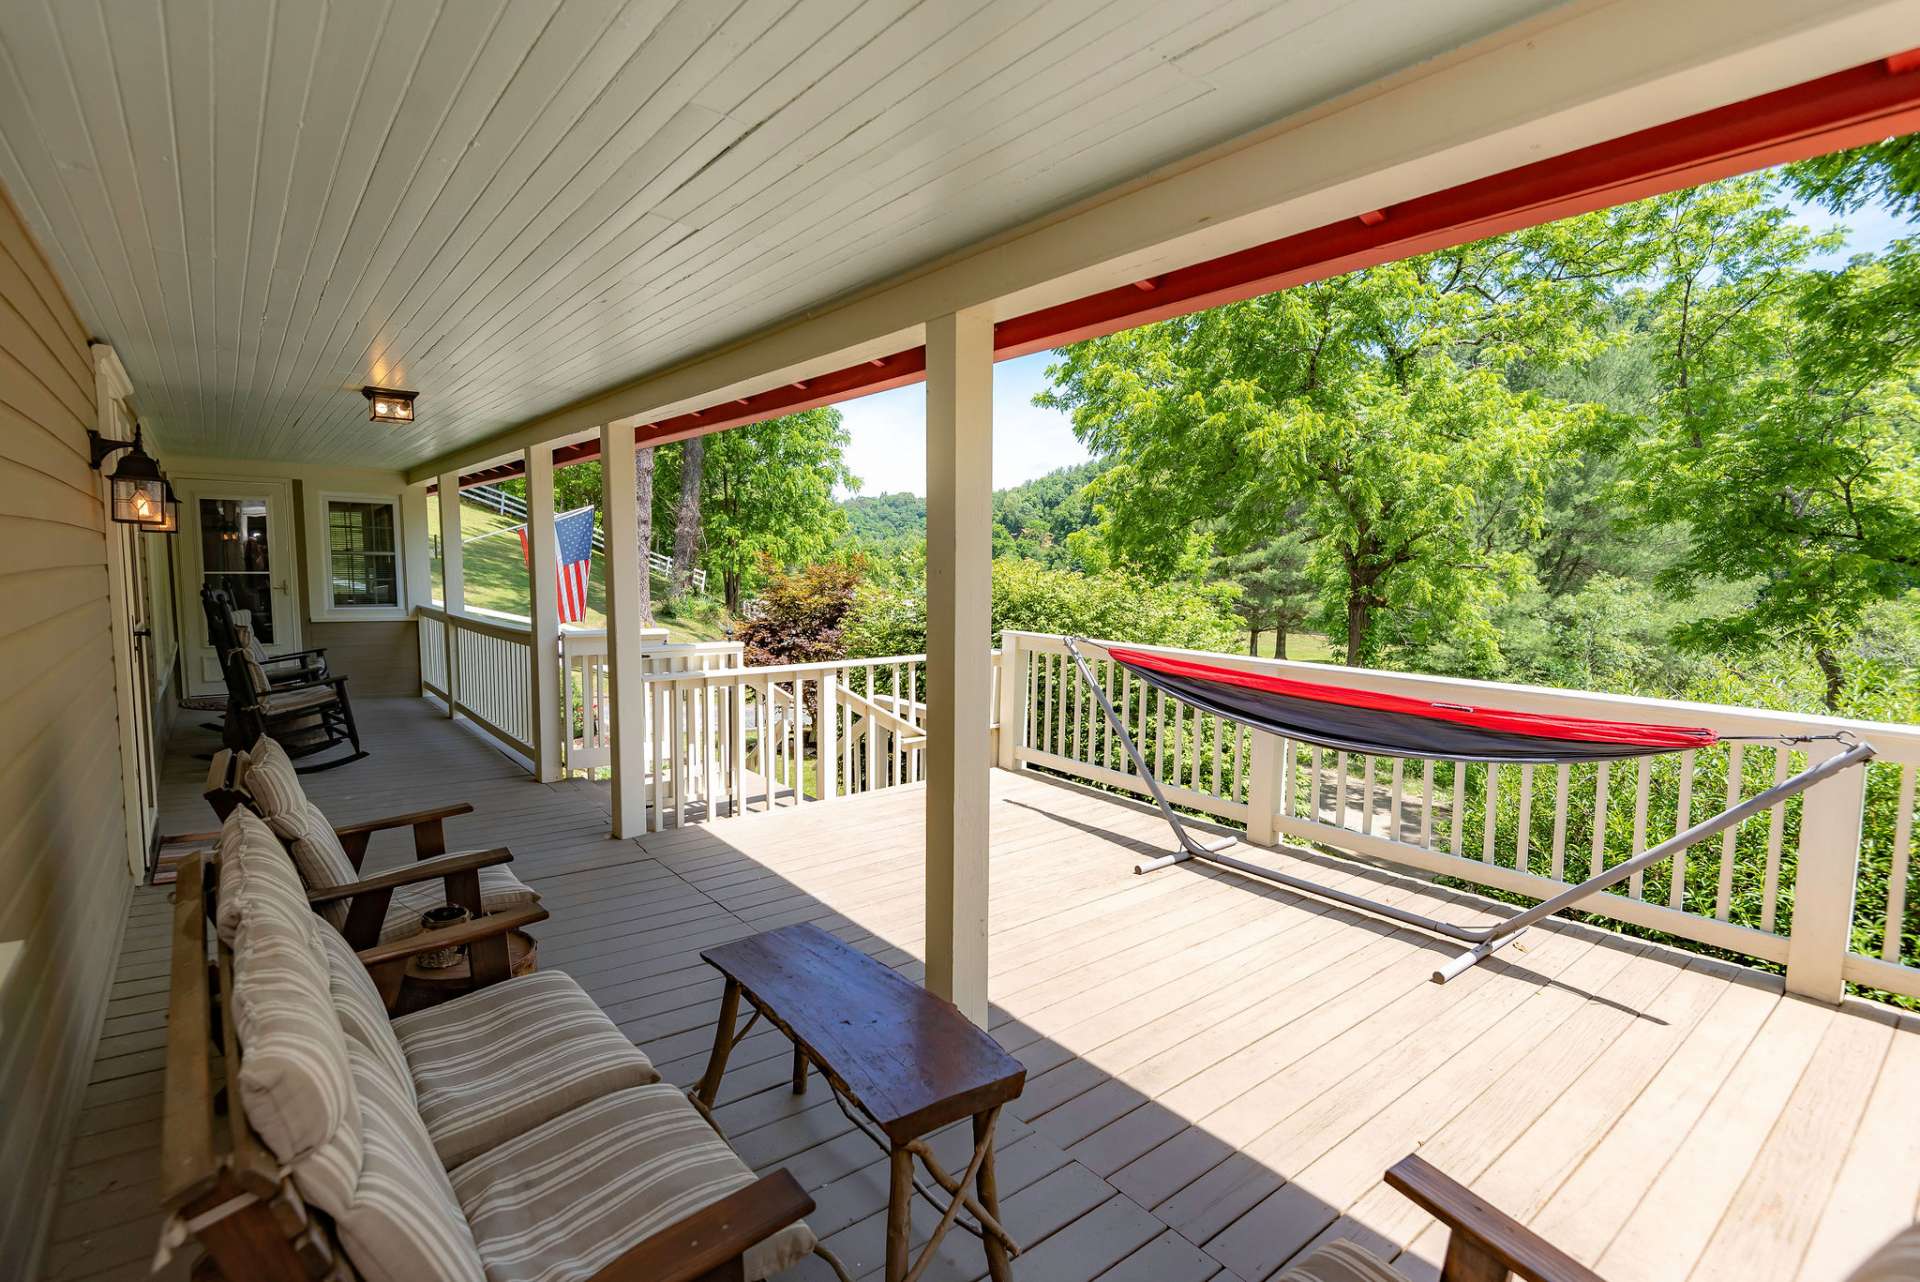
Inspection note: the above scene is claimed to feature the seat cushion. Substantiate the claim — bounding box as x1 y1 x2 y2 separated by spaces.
451 1084 816 1282
383 865 541 944
243 735 308 815
216 809 363 1180
315 923 414 1107
1849 1222 1920 1282
1274 1239 1406 1282
262 683 339 715
392 970 658 1168
312 1041 486 1282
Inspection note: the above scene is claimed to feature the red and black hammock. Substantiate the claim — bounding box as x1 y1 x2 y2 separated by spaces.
1104 646 1717 764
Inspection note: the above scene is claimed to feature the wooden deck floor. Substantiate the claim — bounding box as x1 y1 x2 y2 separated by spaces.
44 696 1920 1282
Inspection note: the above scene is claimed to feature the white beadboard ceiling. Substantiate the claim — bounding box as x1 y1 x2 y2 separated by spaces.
0 0 1563 469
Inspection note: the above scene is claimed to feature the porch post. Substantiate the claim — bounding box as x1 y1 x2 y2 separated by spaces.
437 470 465 718
924 304 994 1027
524 445 563 782
1783 740 1868 1002
601 422 647 838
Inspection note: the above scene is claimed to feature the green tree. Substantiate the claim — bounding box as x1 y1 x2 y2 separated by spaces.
1040 213 1645 665
700 408 856 613
1222 532 1315 656
1628 177 1920 708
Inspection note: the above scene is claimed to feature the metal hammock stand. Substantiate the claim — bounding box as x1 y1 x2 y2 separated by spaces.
1060 637 1876 983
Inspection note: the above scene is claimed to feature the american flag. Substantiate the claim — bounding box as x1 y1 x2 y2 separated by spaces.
517 505 596 623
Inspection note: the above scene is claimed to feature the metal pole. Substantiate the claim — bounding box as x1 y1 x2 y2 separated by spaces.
1063 638 1233 868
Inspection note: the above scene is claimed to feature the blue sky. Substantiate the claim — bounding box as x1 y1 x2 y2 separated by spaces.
835 193 1909 499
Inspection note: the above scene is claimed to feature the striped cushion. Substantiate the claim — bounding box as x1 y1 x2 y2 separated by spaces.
217 809 361 1171
315 1042 485 1282
383 866 541 944
452 1084 816 1282
392 970 658 1168
315 924 414 1108
244 735 308 815
237 648 275 697
1849 1223 1920 1282
1274 1240 1406 1282
263 684 339 715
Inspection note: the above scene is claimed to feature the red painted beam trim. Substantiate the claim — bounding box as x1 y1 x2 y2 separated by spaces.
993 49 1920 357
455 50 1920 489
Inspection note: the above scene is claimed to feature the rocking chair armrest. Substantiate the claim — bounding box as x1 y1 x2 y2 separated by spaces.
353 905 549 968
589 1169 814 1282
305 847 514 906
332 802 475 839
1384 1155 1606 1282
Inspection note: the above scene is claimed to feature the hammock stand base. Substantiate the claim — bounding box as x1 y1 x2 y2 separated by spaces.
1061 638 1875 984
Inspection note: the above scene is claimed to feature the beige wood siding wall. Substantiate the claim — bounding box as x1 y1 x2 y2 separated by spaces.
0 188 133 1271
307 619 421 697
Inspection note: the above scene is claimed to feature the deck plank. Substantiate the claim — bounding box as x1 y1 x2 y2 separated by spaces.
40 695 1920 1282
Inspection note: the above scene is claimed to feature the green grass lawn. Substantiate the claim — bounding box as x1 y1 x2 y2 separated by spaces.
1254 632 1334 662
433 502 731 643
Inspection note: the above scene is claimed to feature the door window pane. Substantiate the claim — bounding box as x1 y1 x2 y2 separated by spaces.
200 498 274 643
327 500 399 607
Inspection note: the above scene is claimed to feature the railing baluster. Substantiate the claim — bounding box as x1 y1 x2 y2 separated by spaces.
1361 757 1376 836
1389 758 1405 844
1670 750 1695 910
1758 740 1789 932
1480 765 1499 864
1886 764 1916 962
1715 743 1743 919
1550 763 1569 881
1516 763 1534 873
1629 755 1653 898
1421 760 1436 849
1591 760 1610 883
1450 762 1466 856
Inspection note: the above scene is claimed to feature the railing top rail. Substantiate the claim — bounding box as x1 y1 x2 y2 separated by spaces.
1007 630 1920 758
640 653 928 682
415 603 533 642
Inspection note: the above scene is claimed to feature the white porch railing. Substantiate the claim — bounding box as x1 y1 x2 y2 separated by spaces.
560 630 737 775
416 604 536 757
996 631 1920 1004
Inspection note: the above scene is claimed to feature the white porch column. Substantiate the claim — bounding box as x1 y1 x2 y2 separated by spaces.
525 445 563 782
1783 740 1869 1003
601 423 647 837
924 304 995 1026
437 470 465 718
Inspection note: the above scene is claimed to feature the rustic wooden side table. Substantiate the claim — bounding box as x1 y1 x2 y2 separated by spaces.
694 922 1026 1282
393 927 537 1015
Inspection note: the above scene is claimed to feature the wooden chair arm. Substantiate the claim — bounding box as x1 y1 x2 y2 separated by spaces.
1384 1154 1606 1282
354 905 549 968
332 802 475 839
261 648 328 665
589 1169 814 1282
306 847 513 906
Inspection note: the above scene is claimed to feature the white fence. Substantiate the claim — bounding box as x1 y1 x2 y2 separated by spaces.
459 481 706 593
997 631 1920 1003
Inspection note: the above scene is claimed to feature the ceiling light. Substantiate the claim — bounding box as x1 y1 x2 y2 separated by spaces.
362 385 416 424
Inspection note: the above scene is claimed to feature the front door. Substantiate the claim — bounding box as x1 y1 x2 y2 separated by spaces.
177 479 300 698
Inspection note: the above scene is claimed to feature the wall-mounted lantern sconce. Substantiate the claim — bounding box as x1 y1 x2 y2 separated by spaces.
87 424 172 527
362 386 416 423
143 479 180 534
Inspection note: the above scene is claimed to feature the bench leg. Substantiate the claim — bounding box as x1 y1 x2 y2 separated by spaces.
887 1146 914 1282
695 979 742 1112
974 1111 1011 1282
792 1043 808 1094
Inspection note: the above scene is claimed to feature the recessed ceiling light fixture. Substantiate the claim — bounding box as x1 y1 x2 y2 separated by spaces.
362 385 417 424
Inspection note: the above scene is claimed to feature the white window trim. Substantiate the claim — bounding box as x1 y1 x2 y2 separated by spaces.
309 490 410 622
